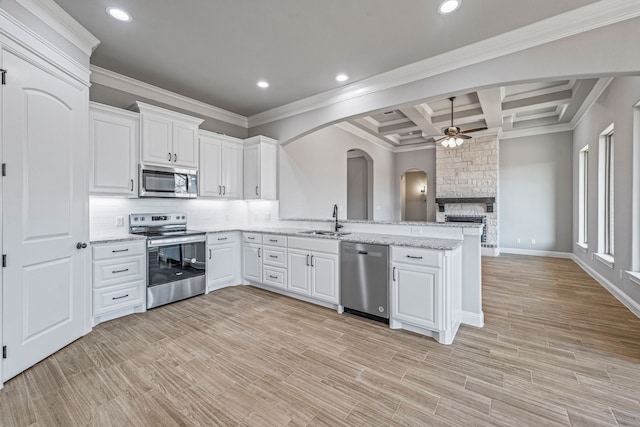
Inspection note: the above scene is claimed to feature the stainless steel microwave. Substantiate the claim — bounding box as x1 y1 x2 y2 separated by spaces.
139 164 198 198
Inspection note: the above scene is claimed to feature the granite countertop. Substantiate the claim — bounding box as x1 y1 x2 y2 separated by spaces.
90 234 148 244
278 218 483 228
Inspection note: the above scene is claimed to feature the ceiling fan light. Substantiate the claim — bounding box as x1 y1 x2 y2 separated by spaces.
456 138 464 146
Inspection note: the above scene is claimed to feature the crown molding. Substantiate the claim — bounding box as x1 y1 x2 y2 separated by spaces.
248 0 640 128
335 123 394 152
16 0 99 55
571 77 615 128
90 66 249 128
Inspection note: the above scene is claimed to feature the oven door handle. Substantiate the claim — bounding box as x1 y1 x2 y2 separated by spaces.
147 235 206 247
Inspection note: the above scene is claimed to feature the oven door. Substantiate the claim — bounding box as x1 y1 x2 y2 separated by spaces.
147 239 206 308
140 165 197 198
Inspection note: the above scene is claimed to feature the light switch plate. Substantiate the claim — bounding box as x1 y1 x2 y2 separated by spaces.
115 216 124 227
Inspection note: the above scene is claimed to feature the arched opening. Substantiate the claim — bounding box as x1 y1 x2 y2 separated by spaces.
347 149 373 220
401 169 428 221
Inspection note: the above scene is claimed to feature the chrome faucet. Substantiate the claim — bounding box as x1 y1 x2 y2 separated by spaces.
332 204 343 232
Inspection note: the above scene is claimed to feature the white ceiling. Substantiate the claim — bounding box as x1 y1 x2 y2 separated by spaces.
55 0 600 117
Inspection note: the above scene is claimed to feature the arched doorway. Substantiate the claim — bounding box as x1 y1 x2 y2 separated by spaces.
347 149 373 220
401 169 428 221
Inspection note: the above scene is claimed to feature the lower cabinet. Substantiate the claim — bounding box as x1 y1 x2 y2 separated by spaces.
287 237 339 305
242 232 263 283
389 245 462 344
92 239 146 325
207 232 239 292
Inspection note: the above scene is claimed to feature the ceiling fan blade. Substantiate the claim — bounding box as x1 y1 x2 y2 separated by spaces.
460 127 488 134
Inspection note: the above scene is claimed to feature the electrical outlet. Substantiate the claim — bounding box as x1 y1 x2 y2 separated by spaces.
516 238 521 244
115 216 124 227
620 269 624 279
531 239 536 245
411 227 422 235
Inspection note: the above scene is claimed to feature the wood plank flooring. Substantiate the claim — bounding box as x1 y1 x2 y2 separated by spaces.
2 254 640 426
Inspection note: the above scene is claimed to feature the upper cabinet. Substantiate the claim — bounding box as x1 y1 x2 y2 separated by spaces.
243 136 278 200
199 131 243 199
136 102 204 169
89 103 139 197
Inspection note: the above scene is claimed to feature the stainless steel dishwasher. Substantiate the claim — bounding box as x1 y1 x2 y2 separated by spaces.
340 242 389 322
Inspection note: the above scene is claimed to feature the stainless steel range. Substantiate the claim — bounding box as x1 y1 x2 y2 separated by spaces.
130 213 206 309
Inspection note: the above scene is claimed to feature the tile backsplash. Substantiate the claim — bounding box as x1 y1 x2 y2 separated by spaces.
90 197 279 238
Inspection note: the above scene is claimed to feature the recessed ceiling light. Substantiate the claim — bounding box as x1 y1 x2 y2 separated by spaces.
106 7 132 22
438 0 461 15
257 81 269 88
335 74 349 82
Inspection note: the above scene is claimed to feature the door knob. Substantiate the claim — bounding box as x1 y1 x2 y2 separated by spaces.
76 242 87 249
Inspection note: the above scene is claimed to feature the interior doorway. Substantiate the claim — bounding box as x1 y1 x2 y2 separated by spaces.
401 169 428 221
347 149 373 220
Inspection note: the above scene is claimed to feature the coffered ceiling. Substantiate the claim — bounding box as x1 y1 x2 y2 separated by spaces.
344 78 609 148
54 0 600 117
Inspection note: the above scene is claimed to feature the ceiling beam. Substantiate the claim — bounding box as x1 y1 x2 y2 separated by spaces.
378 121 422 136
398 105 441 136
502 89 572 114
346 119 398 146
476 88 503 129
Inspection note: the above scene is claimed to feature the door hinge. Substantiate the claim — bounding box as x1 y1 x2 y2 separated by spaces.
2 254 6 267
2 163 6 177
0 69 6 85
2 346 6 359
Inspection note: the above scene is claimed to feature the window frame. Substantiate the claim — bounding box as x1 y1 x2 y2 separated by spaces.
595 123 615 268
577 145 589 250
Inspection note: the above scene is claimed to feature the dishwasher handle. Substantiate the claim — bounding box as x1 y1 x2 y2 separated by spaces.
357 251 369 255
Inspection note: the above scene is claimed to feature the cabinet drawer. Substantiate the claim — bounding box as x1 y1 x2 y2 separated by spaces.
243 232 262 243
263 234 286 247
93 255 145 288
391 246 442 267
263 246 287 267
263 266 287 289
93 281 144 316
208 232 238 245
93 240 145 260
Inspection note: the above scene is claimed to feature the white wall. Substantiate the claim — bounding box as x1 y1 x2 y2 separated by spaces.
394 149 437 221
500 131 573 253
278 125 395 220
347 156 368 220
573 76 640 309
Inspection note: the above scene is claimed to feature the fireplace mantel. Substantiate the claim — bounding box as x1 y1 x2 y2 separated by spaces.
435 197 496 213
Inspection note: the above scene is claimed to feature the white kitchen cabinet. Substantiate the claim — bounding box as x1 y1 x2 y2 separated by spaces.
92 240 146 325
242 233 263 283
243 136 278 200
207 232 239 292
89 103 139 196
199 131 243 198
137 101 204 168
389 245 462 344
286 237 340 304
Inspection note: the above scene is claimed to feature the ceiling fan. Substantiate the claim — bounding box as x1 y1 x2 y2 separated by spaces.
427 96 487 147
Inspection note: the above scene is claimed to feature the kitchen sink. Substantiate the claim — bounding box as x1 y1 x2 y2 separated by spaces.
298 230 351 237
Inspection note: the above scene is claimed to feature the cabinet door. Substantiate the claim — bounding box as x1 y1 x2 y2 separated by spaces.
141 113 172 165
391 263 441 330
221 143 243 198
89 108 137 196
242 243 262 283
199 137 222 197
208 244 235 289
287 249 310 296
310 252 339 304
243 144 260 199
173 122 198 168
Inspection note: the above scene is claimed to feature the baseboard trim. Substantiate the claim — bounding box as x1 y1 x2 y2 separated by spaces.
481 247 500 257
572 255 640 319
500 248 573 259
461 311 484 328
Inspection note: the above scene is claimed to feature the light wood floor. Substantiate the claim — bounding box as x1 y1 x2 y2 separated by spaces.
2 255 640 426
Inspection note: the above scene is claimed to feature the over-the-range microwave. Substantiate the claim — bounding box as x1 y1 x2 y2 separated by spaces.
139 164 198 198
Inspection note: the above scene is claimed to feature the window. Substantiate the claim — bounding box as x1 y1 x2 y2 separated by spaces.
578 145 589 248
596 124 614 267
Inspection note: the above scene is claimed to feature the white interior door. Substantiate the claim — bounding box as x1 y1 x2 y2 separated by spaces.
2 50 89 381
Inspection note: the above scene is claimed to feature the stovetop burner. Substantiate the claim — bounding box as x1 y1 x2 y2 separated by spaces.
129 213 205 241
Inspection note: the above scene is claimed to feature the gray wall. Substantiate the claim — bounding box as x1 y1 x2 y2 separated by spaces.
90 83 249 138
499 131 573 252
394 149 437 221
347 156 368 220
573 77 640 305
405 171 427 221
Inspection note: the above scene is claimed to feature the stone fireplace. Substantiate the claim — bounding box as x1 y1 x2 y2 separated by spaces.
435 134 499 255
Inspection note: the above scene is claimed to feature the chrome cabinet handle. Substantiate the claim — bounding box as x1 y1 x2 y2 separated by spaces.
130 179 134 191
311 255 314 267
209 249 212 260
112 294 129 300
306 254 310 266
406 255 423 260
76 242 87 249
112 249 129 253
269 239 277 243
218 237 228 241
269 255 278 258
218 185 222 195
255 186 259 196
173 153 177 162
168 152 171 161
393 266 396 281
112 268 129 274
268 275 278 280
258 248 261 258
223 186 226 195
